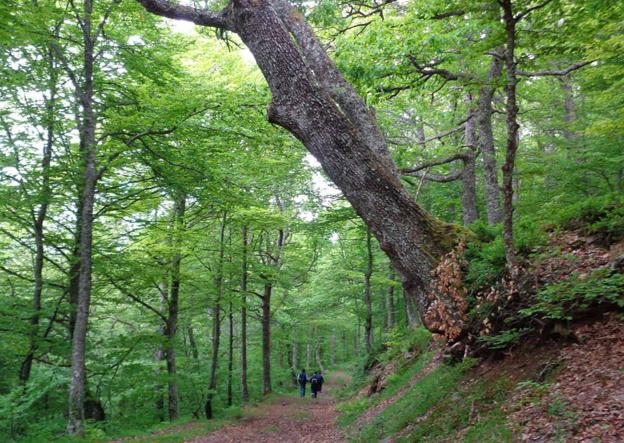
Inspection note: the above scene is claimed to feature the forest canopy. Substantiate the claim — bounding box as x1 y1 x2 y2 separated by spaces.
0 0 622 440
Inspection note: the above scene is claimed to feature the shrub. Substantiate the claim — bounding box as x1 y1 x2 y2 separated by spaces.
520 269 624 321
550 193 624 239
477 328 530 350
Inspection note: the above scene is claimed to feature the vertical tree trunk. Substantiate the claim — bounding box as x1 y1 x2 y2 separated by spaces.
261 282 272 395
187 326 199 360
315 335 324 372
67 1 97 435
155 282 168 422
19 46 56 384
68 220 82 339
501 0 520 272
165 193 185 421
385 268 395 330
306 343 311 369
364 229 373 354
291 341 298 371
239 225 249 403
462 94 479 225
227 296 234 407
329 334 336 367
205 212 227 419
403 287 420 328
559 75 578 149
477 52 504 225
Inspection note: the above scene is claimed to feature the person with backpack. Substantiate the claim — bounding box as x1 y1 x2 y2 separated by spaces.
310 371 321 398
297 369 308 398
317 370 325 393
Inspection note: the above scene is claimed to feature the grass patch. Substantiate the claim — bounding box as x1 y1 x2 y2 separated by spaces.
402 375 513 443
109 419 230 443
336 350 434 429
354 359 476 442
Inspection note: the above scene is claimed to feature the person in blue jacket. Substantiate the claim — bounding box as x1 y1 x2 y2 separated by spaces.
297 369 308 398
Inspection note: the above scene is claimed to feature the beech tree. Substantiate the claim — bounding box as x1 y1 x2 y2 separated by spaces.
135 0 466 336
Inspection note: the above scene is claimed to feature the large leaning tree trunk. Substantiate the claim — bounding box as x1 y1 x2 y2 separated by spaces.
136 0 468 335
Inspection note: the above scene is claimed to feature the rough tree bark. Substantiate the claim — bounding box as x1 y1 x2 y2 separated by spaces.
501 0 520 272
205 212 227 419
477 51 504 225
67 0 98 435
462 94 479 225
136 0 466 335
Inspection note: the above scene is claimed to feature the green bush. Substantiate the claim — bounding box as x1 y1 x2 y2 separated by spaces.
378 327 431 364
550 193 624 239
477 328 531 350
520 269 624 321
464 236 506 290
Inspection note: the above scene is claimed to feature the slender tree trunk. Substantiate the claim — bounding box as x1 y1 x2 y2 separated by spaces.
315 335 324 372
364 229 373 354
68 220 82 339
385 269 395 330
239 225 249 403
291 341 298 371
501 0 520 272
205 212 227 419
227 296 234 407
67 1 97 434
306 343 311 368
261 282 272 395
154 282 167 421
477 51 504 225
165 193 185 421
329 334 336 366
187 326 199 360
19 48 56 384
559 75 578 150
403 287 420 328
462 94 479 225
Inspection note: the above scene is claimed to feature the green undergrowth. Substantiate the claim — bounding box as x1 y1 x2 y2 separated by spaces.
352 359 477 442
339 355 553 442
337 350 434 429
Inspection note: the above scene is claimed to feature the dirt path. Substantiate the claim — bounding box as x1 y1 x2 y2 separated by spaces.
190 371 350 443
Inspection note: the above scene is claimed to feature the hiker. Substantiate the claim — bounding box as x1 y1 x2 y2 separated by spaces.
317 370 325 393
310 371 321 398
297 369 308 398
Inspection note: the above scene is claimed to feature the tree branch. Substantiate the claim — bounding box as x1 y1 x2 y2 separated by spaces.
135 0 233 30
403 170 463 183
400 152 469 175
514 0 553 22
517 61 594 77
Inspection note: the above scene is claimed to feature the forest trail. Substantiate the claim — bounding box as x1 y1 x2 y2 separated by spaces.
189 370 351 443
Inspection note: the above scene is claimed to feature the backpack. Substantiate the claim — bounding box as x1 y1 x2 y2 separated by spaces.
298 373 307 384
310 375 319 387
